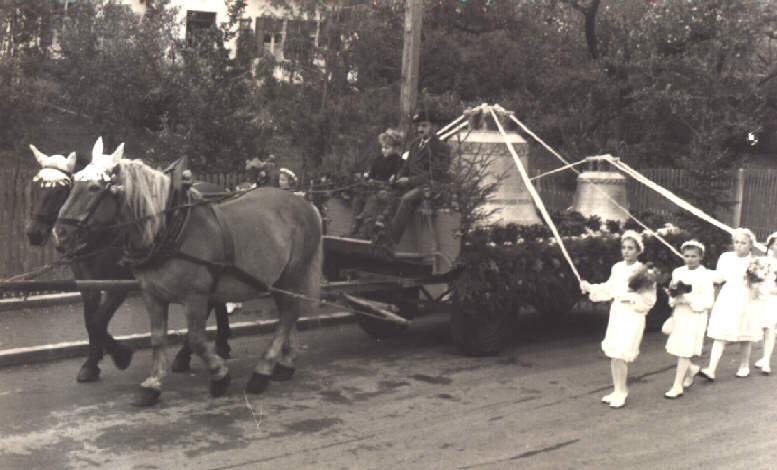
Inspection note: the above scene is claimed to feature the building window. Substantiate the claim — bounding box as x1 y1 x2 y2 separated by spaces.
186 10 216 47
255 16 284 60
284 19 317 63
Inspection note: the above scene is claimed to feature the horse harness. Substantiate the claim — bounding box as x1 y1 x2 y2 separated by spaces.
57 163 271 295
121 182 271 295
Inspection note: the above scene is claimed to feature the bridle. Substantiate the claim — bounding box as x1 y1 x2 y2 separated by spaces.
31 168 72 227
56 180 121 235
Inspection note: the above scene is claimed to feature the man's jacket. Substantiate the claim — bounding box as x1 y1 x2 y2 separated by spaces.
396 135 451 186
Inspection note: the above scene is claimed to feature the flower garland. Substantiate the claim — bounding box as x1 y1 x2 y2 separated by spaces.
452 211 728 318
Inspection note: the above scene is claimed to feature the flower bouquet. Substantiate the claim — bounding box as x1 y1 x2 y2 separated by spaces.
628 262 658 292
746 257 769 285
667 280 693 297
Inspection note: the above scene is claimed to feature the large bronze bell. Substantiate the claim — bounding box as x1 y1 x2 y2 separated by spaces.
571 157 629 224
452 112 541 226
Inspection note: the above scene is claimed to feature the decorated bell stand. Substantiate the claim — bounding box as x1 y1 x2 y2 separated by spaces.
571 155 630 224
449 104 541 227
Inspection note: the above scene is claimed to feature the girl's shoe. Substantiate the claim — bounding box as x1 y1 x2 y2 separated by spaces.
755 357 766 369
683 364 700 388
735 367 750 378
601 392 615 404
761 364 771 375
699 367 715 382
609 393 627 409
664 387 683 399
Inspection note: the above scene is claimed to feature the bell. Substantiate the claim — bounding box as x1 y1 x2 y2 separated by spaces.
572 157 629 224
452 116 541 226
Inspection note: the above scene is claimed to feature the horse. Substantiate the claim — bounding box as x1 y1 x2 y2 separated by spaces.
54 152 322 406
26 139 232 383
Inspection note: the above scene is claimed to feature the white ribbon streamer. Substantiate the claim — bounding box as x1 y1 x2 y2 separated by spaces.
506 112 682 258
607 157 767 252
488 107 582 283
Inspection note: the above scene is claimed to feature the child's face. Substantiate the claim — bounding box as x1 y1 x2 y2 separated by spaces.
683 247 702 269
733 234 752 256
279 173 290 189
381 143 398 157
621 239 639 263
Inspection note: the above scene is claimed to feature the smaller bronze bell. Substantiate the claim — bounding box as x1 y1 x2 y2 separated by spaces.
572 156 629 224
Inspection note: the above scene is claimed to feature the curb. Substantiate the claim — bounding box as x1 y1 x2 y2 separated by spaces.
0 293 83 311
0 311 354 369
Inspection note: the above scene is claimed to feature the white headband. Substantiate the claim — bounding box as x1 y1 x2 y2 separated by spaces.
280 168 297 181
681 239 705 255
621 229 644 253
732 227 756 246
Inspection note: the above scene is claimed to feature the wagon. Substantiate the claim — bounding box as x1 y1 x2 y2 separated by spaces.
319 196 510 356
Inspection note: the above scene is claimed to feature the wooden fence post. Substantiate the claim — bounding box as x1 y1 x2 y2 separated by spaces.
732 168 745 228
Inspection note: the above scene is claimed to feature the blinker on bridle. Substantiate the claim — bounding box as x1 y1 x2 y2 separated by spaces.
56 180 120 233
31 169 73 225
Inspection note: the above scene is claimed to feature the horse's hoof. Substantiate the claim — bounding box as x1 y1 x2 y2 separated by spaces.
111 344 134 370
271 363 295 382
132 386 161 407
215 342 232 360
76 364 100 383
209 373 232 397
171 350 191 373
245 372 271 394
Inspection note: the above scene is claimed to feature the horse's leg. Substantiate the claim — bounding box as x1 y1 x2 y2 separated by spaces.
132 294 169 407
271 323 298 382
96 291 133 370
246 293 294 393
171 302 230 372
254 256 321 390
185 294 231 398
213 302 232 359
171 335 193 373
77 291 103 382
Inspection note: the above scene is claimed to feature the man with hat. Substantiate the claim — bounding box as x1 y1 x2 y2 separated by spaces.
389 106 451 244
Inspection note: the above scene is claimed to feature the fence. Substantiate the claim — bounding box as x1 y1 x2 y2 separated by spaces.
534 168 775 240
1 167 776 283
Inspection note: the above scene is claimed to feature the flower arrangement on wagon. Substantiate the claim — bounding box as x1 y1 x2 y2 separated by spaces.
450 210 728 322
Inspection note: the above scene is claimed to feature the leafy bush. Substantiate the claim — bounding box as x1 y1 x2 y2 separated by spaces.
453 212 728 318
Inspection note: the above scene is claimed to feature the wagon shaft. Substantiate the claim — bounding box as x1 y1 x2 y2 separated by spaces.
0 280 140 292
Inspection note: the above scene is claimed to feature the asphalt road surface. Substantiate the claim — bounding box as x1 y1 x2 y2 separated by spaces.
1 310 776 470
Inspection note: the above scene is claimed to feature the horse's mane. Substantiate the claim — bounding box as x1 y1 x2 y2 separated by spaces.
115 159 170 248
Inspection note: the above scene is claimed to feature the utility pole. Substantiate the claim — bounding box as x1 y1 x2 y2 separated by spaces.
399 0 422 131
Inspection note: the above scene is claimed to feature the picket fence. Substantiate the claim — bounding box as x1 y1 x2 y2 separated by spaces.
2 167 777 286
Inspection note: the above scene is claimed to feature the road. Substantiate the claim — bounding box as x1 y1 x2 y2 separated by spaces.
1 309 776 470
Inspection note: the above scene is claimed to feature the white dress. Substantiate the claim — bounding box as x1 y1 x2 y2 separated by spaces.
707 252 762 342
589 261 657 362
665 266 714 358
756 257 777 329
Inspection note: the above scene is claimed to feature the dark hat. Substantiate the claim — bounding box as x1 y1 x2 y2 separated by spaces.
412 107 444 125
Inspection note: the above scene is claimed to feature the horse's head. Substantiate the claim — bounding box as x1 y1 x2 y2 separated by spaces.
54 137 125 255
26 145 76 246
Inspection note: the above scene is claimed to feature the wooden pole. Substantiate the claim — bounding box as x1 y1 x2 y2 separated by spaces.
732 168 745 228
399 0 423 131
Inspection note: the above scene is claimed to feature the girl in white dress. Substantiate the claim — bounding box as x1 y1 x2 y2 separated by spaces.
700 228 762 381
663 240 715 398
755 232 777 374
580 230 657 409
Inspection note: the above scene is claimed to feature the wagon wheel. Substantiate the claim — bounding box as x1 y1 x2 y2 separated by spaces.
530 293 580 319
449 306 515 357
356 287 419 340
